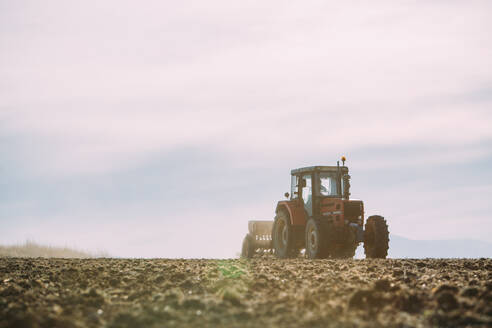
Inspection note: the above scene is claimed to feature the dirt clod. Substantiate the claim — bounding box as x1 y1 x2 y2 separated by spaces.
461 287 480 298
374 279 391 292
435 292 459 311
0 258 491 327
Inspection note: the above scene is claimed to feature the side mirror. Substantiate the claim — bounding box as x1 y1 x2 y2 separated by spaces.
300 179 307 188
284 192 290 198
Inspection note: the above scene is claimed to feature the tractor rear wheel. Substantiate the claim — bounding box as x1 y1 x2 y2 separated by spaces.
305 218 328 259
241 234 255 259
364 215 389 259
273 210 297 258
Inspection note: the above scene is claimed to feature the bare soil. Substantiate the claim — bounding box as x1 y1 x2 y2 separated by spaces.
1 258 491 328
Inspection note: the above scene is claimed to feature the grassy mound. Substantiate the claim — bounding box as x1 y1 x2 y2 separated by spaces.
0 241 107 258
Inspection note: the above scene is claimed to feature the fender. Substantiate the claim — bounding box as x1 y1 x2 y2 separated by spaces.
276 200 307 226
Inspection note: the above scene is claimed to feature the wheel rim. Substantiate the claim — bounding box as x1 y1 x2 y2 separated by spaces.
309 226 317 252
282 225 288 246
276 219 287 249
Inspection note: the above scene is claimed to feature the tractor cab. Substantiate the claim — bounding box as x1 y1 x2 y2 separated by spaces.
289 164 350 218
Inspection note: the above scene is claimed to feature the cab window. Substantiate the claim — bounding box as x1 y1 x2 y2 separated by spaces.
290 175 299 199
320 172 338 196
301 174 312 216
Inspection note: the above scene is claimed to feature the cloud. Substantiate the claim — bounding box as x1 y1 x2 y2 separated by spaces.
1 1 492 255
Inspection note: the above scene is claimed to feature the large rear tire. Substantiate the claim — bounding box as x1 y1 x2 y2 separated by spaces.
273 210 297 258
364 215 389 259
305 218 328 259
241 234 255 259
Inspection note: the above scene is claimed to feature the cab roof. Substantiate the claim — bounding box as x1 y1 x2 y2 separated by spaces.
290 165 348 175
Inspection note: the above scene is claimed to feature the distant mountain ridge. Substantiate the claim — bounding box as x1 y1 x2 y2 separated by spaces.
355 234 492 259
387 234 492 258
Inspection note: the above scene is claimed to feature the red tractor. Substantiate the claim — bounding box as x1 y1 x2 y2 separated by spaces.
241 158 389 259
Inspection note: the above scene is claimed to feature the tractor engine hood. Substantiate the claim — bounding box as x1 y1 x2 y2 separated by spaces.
320 198 364 227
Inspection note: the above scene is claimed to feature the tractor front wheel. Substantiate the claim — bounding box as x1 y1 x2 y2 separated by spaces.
305 218 328 259
273 210 297 258
364 215 389 259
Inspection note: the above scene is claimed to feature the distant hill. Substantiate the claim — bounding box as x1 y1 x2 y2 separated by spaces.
355 234 492 259
388 234 492 258
0 241 108 258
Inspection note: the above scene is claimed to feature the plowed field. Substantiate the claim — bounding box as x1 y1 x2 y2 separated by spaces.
1 258 491 327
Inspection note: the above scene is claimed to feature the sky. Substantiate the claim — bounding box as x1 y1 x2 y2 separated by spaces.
1 0 492 258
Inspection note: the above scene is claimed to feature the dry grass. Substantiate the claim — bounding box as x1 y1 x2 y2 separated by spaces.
0 241 108 258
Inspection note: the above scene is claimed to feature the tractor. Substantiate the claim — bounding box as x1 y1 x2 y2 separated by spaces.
241 157 389 259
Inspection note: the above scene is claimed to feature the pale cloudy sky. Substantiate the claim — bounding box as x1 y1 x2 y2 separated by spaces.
1 1 492 257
